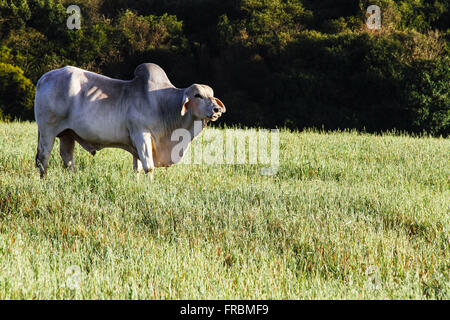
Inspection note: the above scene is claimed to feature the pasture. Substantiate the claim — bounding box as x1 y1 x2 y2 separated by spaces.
0 121 448 299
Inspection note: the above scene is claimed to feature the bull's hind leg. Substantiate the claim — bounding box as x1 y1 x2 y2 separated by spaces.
36 130 56 178
59 134 76 171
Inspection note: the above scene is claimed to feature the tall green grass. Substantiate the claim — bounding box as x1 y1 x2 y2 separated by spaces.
0 121 448 299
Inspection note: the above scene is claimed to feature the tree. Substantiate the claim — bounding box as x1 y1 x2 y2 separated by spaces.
0 62 35 120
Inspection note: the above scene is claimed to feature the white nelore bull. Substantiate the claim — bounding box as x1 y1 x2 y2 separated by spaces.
34 63 226 180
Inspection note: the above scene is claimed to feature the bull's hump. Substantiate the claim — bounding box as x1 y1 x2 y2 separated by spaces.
134 63 173 88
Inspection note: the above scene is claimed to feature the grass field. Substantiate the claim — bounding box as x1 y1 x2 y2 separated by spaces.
0 121 448 299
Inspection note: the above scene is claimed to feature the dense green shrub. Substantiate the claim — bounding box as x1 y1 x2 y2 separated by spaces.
405 57 450 135
0 62 35 120
0 0 32 37
116 10 187 54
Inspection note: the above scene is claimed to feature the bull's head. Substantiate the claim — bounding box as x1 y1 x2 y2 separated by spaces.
181 84 226 121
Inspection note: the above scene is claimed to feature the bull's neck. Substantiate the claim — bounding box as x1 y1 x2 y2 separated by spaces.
155 91 206 166
155 88 206 143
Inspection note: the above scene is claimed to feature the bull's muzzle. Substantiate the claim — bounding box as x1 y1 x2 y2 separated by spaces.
210 104 224 121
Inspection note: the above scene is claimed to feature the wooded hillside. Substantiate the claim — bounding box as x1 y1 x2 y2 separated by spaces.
0 0 448 135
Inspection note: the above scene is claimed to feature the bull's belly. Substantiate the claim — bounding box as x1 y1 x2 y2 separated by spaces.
62 98 131 144
67 118 130 146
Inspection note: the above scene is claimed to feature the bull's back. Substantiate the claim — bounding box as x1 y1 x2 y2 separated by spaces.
35 66 132 143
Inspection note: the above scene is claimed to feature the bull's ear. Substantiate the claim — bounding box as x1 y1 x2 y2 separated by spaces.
214 98 226 113
181 95 189 116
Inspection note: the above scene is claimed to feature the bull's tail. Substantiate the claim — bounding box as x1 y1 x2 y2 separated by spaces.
35 130 44 172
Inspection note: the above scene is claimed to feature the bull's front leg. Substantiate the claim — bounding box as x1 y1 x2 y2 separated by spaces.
133 155 143 173
130 131 155 181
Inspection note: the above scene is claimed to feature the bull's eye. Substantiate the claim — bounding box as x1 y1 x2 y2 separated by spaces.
195 94 202 98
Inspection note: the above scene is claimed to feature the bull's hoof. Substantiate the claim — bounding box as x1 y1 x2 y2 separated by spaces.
146 168 154 182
